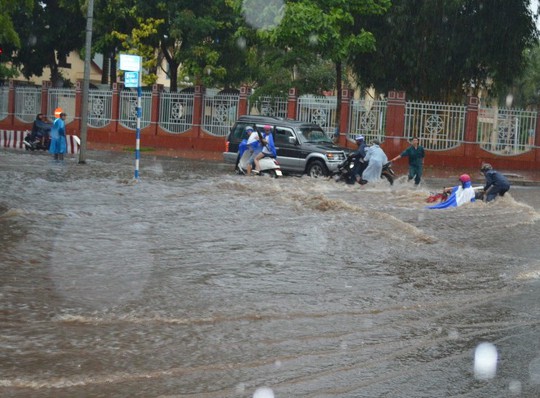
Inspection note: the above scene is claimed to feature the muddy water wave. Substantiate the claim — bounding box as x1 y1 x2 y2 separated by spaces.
1 149 540 397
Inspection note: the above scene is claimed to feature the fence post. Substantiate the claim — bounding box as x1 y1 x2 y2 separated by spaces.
464 96 479 157
41 81 51 116
151 84 163 135
338 87 352 147
74 80 83 132
385 90 406 153
7 80 15 125
192 84 204 137
287 87 298 119
535 104 540 162
111 82 122 133
238 85 249 117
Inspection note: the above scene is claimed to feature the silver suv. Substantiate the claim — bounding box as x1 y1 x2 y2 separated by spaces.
223 115 349 177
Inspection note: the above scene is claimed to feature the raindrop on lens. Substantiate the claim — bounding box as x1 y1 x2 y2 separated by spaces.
506 94 514 108
529 357 540 384
309 34 318 45
236 36 247 50
253 387 274 398
242 0 284 31
474 342 498 380
508 380 522 395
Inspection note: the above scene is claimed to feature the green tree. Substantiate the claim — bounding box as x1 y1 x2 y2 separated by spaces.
93 0 139 86
264 0 391 128
504 41 540 108
0 0 32 79
10 0 85 86
112 17 164 85
351 0 537 102
132 0 239 91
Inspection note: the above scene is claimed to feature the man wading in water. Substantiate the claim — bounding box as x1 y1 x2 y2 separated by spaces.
390 137 425 185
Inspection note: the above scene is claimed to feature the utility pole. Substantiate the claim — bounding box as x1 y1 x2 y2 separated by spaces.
79 0 95 164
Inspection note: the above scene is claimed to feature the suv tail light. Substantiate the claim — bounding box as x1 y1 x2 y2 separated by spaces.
225 141 230 152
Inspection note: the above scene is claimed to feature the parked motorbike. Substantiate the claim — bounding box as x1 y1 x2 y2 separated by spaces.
334 156 395 185
23 131 50 151
236 151 283 178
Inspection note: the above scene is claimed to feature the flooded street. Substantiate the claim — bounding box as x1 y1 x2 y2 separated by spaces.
1 149 540 398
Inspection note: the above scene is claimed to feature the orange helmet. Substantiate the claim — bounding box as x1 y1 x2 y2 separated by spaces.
54 107 63 118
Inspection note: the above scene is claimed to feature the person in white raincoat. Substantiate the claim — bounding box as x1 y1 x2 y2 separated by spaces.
362 139 388 183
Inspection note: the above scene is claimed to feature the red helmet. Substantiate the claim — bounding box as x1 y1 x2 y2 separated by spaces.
459 174 471 183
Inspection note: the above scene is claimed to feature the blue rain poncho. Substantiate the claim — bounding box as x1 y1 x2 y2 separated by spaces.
362 144 388 182
261 132 277 158
48 117 67 155
427 181 476 209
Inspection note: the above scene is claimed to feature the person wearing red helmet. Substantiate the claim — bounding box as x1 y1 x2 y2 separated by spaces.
427 173 476 209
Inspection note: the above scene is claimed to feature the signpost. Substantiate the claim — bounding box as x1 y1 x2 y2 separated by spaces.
119 54 142 180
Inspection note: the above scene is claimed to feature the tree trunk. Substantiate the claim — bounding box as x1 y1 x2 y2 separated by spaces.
110 50 117 88
101 56 109 85
169 62 178 92
335 61 342 133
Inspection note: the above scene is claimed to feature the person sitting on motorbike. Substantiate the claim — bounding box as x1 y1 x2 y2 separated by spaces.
244 126 263 176
427 174 476 209
30 113 52 144
254 125 277 174
347 135 367 184
361 139 388 183
480 163 510 202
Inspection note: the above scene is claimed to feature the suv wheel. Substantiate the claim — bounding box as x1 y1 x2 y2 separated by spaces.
306 160 328 178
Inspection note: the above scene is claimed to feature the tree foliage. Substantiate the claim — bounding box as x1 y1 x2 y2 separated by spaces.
0 0 32 79
9 0 85 86
351 0 538 102
262 0 391 126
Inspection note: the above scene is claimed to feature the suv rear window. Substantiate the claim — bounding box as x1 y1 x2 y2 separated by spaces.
298 127 332 143
230 123 248 141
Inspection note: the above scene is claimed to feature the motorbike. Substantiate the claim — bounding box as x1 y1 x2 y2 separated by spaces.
23 131 51 151
236 150 283 178
426 186 485 203
334 156 395 185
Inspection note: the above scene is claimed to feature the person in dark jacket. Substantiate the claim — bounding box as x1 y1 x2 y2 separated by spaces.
480 163 510 202
349 135 368 184
30 113 52 143
390 137 425 185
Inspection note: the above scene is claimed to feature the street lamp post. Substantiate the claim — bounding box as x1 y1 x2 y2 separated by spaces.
79 0 95 164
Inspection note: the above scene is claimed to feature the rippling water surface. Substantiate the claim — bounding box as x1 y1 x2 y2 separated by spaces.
1 150 540 397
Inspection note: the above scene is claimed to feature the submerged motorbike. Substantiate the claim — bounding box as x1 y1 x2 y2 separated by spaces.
23 131 50 151
334 156 395 185
427 186 485 203
236 151 283 178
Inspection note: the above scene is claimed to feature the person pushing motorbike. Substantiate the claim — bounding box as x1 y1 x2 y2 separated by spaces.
347 135 367 184
480 163 510 202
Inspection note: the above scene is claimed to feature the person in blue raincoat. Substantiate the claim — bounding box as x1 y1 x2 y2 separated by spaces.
254 125 277 173
427 174 476 209
361 139 388 183
49 112 67 161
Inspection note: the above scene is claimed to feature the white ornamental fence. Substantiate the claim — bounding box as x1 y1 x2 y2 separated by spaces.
1 85 537 155
404 100 467 151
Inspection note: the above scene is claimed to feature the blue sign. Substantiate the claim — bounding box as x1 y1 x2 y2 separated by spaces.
124 71 139 88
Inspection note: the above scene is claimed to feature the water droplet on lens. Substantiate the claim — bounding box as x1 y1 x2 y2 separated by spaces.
253 386 274 398
474 342 498 380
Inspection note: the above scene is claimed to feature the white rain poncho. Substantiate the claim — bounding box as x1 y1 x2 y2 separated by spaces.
362 144 388 182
